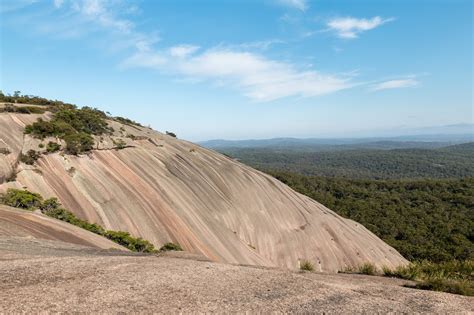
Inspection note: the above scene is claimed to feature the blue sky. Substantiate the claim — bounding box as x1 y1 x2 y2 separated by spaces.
0 0 472 141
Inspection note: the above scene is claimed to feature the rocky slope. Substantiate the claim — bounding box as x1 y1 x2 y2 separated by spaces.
0 104 407 272
0 205 126 251
0 237 471 313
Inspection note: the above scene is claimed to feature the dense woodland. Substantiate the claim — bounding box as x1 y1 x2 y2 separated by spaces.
267 171 473 262
220 144 474 180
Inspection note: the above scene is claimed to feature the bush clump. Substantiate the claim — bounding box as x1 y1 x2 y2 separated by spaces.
20 150 41 165
24 106 109 155
358 262 378 275
1 188 43 210
165 131 177 138
104 231 156 253
300 260 314 271
46 141 61 153
64 132 94 155
159 242 183 252
113 138 127 150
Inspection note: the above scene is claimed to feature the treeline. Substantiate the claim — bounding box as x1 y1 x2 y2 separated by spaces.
267 170 473 262
221 146 474 179
0 90 77 108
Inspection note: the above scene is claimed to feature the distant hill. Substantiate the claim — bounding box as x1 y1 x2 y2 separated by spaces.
200 134 473 152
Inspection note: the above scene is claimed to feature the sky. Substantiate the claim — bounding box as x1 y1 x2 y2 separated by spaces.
0 0 472 141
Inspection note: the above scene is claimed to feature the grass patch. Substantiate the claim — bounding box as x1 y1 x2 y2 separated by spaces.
300 260 314 271
357 262 378 275
383 260 473 296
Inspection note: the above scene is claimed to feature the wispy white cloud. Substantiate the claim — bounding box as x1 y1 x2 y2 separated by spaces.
371 78 419 91
7 0 358 102
169 45 200 58
53 0 64 8
276 0 308 11
122 48 354 102
71 0 134 34
327 16 394 39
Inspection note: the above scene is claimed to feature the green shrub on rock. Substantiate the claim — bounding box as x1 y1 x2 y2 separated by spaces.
46 141 61 153
64 132 94 155
20 149 40 165
1 188 43 210
160 242 183 252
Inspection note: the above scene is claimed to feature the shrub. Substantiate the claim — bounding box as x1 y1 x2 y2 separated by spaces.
300 260 314 271
20 149 41 165
46 141 61 153
160 242 183 252
1 188 43 210
358 263 378 275
44 206 106 235
114 116 142 127
64 132 94 155
113 138 127 150
166 131 177 138
104 231 156 253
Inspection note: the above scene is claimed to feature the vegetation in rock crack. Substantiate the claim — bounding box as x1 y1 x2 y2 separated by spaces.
0 189 157 253
113 138 127 150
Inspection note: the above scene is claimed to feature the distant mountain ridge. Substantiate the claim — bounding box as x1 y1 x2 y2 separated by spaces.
200 135 473 151
199 124 474 150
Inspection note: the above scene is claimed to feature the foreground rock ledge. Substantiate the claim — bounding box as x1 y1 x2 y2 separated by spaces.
0 238 471 313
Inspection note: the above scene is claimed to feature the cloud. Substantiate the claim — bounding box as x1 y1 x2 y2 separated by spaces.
53 0 64 8
327 16 394 39
169 45 200 58
371 78 419 91
122 48 354 102
11 0 355 102
276 0 308 11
